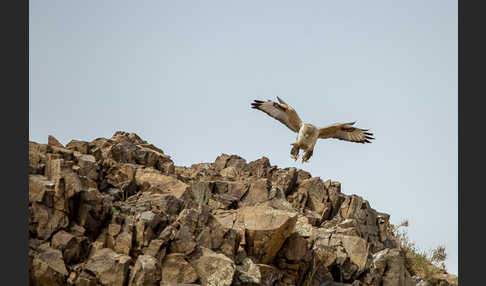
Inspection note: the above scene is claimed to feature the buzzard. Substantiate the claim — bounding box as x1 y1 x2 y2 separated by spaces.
251 97 374 162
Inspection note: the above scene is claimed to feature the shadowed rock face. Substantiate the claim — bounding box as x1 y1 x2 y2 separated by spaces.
28 132 457 286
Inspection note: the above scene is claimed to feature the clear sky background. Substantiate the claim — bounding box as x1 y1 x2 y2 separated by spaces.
29 0 458 275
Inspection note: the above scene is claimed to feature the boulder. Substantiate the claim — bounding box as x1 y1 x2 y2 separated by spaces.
127 254 161 286
191 247 236 286
51 230 88 264
236 206 298 264
160 253 198 284
235 257 261 284
85 248 131 286
30 245 68 286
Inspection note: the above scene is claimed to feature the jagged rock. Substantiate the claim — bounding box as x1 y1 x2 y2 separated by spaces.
114 227 133 256
29 175 69 240
257 264 283 286
239 178 270 207
66 139 91 154
237 206 298 264
30 141 47 174
214 154 247 172
48 135 64 148
190 181 213 206
134 210 165 250
280 233 308 261
169 208 207 255
51 230 88 264
312 230 369 280
144 239 166 264
73 271 98 286
270 167 298 195
135 168 192 201
73 152 98 181
220 166 240 179
191 247 236 286
127 254 161 286
85 248 131 286
367 248 413 286
197 213 242 259
160 253 198 284
28 132 458 286
247 157 273 178
235 257 261 284
30 245 68 286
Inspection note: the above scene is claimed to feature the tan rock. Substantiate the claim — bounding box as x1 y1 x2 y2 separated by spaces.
191 247 235 286
160 253 198 284
30 246 68 286
220 166 240 179
135 168 192 201
237 206 298 264
85 248 132 286
281 233 308 261
73 271 98 286
30 141 47 174
247 157 273 178
238 179 270 207
66 139 91 154
257 264 283 286
270 167 297 195
51 230 87 264
48 135 64 148
128 254 161 286
236 257 261 284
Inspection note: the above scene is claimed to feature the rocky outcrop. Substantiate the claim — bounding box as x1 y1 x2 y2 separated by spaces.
29 132 457 286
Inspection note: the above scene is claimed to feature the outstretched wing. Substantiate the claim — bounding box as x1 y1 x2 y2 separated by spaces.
251 97 303 133
318 121 375 143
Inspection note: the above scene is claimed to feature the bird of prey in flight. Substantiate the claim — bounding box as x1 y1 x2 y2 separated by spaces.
251 97 375 162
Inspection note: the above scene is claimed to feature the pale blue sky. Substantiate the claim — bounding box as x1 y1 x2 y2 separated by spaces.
29 0 458 274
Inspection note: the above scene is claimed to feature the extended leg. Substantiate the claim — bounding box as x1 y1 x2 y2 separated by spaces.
290 143 300 161
302 149 314 163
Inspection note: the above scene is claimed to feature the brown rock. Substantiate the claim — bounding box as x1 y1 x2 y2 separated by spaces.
135 168 192 201
73 271 98 286
29 201 69 241
220 166 240 179
128 254 161 286
313 231 369 277
237 206 298 264
30 245 68 286
299 177 330 215
48 135 64 148
281 233 308 262
196 213 242 259
190 181 213 206
257 264 283 286
370 248 413 286
270 167 297 195
247 157 273 178
30 141 47 174
74 153 98 181
114 230 133 256
85 248 132 286
191 247 235 286
238 178 270 207
160 253 198 284
51 230 87 264
66 139 91 154
236 257 261 284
